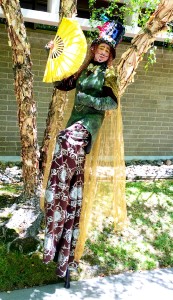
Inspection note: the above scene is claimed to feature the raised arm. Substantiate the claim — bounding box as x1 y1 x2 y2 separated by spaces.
76 85 117 111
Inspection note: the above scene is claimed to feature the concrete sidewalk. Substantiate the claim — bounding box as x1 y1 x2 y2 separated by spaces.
0 268 173 300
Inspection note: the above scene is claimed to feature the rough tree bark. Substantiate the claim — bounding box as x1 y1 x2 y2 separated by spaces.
40 0 78 210
0 0 42 252
0 0 40 201
59 0 77 20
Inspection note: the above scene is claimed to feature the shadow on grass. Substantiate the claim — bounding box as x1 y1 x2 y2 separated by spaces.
83 180 173 275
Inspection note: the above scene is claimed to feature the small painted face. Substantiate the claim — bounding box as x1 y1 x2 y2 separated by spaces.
94 43 111 63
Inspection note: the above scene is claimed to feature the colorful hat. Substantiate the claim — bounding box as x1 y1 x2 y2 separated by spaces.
91 17 125 58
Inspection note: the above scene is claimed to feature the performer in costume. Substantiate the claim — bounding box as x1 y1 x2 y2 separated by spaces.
43 20 125 288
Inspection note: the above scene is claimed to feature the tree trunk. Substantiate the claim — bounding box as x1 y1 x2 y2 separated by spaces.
0 0 42 247
0 0 40 200
117 0 173 97
40 0 77 209
59 0 77 20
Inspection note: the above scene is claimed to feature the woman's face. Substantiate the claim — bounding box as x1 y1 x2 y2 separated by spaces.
94 43 110 63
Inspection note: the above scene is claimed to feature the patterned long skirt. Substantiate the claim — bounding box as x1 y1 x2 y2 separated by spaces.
43 123 89 278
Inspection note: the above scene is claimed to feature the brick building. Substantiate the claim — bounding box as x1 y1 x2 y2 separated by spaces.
0 1 173 161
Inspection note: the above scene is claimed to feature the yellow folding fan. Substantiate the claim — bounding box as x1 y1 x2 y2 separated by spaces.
43 17 87 83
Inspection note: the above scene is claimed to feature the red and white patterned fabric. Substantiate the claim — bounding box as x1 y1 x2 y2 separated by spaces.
43 123 89 277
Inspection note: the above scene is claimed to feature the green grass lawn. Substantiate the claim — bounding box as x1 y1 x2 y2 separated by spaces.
83 180 173 275
0 179 173 291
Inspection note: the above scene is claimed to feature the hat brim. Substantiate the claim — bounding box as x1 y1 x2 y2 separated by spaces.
91 38 116 59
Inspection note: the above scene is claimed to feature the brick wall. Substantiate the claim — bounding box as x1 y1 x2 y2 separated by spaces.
0 24 173 159
119 44 173 158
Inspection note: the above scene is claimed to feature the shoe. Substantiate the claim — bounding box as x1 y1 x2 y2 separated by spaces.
64 268 70 289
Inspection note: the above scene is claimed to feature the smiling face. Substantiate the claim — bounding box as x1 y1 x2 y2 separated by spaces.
94 43 111 63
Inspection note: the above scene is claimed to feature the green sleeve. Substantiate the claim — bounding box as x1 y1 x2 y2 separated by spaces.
77 92 117 111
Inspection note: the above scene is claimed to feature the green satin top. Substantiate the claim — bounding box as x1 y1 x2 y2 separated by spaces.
66 61 117 145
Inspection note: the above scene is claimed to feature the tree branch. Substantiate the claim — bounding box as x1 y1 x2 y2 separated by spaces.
117 0 173 97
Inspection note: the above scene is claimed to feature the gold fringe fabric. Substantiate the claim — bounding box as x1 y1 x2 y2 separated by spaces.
74 67 127 262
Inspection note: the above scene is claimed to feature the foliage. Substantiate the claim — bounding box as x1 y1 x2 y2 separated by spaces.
0 184 21 196
122 0 160 27
0 244 59 292
88 0 160 27
89 0 119 22
144 45 157 71
0 161 22 171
